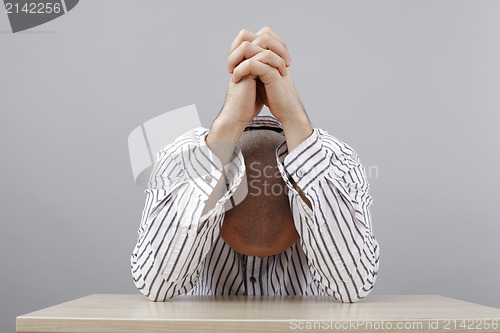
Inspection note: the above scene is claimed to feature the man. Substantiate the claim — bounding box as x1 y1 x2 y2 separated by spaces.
131 27 379 303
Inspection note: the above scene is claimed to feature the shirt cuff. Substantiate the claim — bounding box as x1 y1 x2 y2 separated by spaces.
276 128 331 193
181 131 246 205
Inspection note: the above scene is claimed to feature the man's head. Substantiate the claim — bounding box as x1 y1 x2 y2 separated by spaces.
219 129 300 258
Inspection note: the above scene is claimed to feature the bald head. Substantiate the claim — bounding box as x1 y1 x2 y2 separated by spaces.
219 129 300 258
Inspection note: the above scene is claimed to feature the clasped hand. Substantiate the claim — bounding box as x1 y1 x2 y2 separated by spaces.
221 26 306 127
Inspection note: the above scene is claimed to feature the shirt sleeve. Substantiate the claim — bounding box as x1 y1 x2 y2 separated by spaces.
130 127 246 301
276 128 380 303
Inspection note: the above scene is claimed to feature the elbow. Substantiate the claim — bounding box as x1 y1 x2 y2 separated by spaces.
131 267 190 302
329 284 375 304
350 281 376 303
133 278 174 302
145 291 171 302
130 248 174 302
341 243 379 303
327 290 366 304
132 272 177 302
143 290 161 302
348 269 378 303
324 269 378 303
130 262 166 302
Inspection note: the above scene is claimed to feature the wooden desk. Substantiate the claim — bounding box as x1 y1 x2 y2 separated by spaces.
17 294 500 332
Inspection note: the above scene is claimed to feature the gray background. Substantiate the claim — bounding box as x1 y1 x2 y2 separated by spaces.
1 0 499 331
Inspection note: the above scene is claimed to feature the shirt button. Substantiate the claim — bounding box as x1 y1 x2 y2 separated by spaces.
249 276 257 284
296 169 303 178
205 175 212 183
187 229 196 237
320 224 327 232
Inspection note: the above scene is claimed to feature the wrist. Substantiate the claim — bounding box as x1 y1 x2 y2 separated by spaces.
206 114 247 165
273 99 306 125
208 115 247 144
280 110 310 129
280 112 313 153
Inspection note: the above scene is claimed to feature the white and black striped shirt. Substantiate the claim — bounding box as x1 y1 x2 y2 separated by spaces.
131 116 380 303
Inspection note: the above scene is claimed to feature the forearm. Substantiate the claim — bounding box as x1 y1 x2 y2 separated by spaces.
294 188 379 303
277 128 379 302
131 185 207 301
132 127 245 301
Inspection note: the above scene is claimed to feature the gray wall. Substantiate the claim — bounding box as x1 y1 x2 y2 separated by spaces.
1 0 499 331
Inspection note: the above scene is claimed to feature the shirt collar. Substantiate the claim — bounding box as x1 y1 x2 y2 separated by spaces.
245 115 283 134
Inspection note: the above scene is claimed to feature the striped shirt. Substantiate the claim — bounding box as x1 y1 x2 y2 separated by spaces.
130 116 380 303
